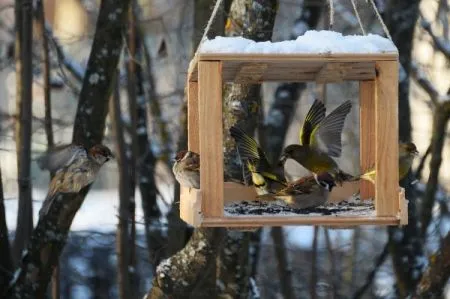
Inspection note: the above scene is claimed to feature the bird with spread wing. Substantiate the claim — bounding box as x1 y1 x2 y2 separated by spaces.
281 99 354 184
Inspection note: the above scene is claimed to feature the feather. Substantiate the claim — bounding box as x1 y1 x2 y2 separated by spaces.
310 100 352 157
299 99 326 146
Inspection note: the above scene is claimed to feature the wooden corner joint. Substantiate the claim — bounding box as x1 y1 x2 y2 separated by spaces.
180 187 203 227
397 187 408 225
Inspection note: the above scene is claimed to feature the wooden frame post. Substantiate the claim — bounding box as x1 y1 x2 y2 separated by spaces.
374 61 399 216
359 80 375 199
188 82 199 153
198 61 224 217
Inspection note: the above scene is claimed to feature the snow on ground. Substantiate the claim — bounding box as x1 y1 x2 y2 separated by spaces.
199 30 398 54
4 184 173 232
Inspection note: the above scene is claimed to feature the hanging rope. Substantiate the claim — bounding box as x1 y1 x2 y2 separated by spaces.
328 0 335 30
368 0 392 40
193 0 224 57
350 0 366 35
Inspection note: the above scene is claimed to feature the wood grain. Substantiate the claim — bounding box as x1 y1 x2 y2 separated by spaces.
198 61 224 217
201 216 400 227
233 63 267 83
187 82 199 153
399 188 408 225
180 187 202 227
375 60 399 216
359 80 376 199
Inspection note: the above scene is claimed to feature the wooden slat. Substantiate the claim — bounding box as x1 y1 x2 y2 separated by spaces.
180 187 202 227
399 187 408 225
233 63 267 83
187 82 199 153
198 61 224 217
315 62 346 83
375 60 399 216
188 54 395 83
224 182 257 203
359 80 375 199
201 216 399 227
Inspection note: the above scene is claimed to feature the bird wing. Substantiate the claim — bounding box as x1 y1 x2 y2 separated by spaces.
310 100 352 157
37 144 87 172
299 99 326 146
229 126 271 171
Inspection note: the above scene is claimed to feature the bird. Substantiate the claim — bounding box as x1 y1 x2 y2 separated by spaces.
229 125 286 195
359 142 419 184
40 144 114 216
275 172 336 209
280 99 353 184
172 150 200 189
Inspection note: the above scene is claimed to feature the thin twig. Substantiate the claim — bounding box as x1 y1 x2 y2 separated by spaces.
328 0 334 30
420 13 450 60
352 243 389 299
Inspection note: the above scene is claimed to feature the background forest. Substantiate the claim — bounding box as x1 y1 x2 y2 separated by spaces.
0 0 449 298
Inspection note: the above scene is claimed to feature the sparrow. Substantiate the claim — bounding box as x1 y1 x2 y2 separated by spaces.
275 172 336 209
172 150 200 189
280 99 353 184
40 144 114 216
359 142 419 184
229 125 286 195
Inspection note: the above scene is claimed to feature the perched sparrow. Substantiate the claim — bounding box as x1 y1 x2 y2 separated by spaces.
275 172 336 209
360 142 419 184
281 99 353 183
229 126 286 195
40 144 114 216
172 150 200 189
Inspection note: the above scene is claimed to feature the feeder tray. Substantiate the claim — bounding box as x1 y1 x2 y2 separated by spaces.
181 50 407 228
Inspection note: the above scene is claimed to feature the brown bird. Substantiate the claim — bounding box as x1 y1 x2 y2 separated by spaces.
281 99 353 183
172 150 200 189
40 144 114 216
275 172 336 209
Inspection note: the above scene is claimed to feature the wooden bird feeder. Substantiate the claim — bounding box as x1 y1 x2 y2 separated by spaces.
181 48 408 228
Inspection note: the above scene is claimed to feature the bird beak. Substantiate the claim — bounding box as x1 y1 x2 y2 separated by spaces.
279 154 287 164
108 153 115 161
413 149 419 156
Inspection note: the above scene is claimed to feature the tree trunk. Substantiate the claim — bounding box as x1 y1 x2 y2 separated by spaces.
13 0 34 265
110 77 132 299
271 227 294 299
6 0 132 296
0 166 13 294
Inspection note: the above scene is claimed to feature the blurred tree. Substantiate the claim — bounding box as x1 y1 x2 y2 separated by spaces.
0 166 13 294
13 0 34 265
6 0 132 297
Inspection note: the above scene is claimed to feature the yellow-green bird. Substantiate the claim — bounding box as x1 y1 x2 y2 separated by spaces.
229 126 286 195
275 172 336 209
281 99 353 183
360 142 419 184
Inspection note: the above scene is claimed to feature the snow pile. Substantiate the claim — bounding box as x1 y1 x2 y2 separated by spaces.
199 30 397 54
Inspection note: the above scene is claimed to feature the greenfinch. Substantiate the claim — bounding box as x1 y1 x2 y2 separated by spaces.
360 142 419 184
275 172 336 209
281 99 353 183
229 126 286 195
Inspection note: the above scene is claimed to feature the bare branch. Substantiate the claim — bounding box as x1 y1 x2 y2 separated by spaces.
420 14 450 60
352 243 389 299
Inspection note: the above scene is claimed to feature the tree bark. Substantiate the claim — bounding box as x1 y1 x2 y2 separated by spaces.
0 166 13 294
218 1 277 297
416 232 450 298
146 228 226 299
13 0 34 265
271 227 294 299
6 0 131 297
110 77 132 299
